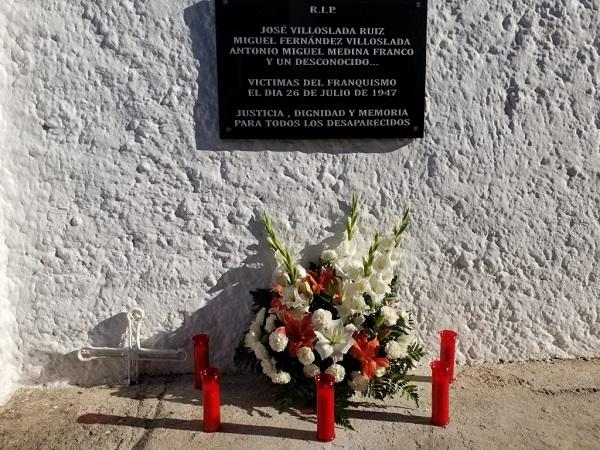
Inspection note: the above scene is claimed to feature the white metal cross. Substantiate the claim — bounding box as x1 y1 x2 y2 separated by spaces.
77 307 187 385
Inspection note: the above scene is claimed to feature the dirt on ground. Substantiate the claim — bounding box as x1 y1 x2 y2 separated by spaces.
0 359 598 449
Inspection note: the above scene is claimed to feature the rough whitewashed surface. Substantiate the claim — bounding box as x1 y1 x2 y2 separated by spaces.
0 0 598 402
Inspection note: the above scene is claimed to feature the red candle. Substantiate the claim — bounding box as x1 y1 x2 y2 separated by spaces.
439 330 458 383
200 368 221 432
315 373 336 442
193 334 209 389
431 360 450 426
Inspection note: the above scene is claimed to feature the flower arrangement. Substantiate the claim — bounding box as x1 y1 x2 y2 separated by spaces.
234 195 424 427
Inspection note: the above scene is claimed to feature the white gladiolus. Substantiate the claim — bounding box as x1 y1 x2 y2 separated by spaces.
342 281 363 301
388 249 401 264
282 285 309 310
380 236 396 251
373 253 393 273
348 371 369 392
311 309 333 330
356 278 371 293
380 305 399 326
336 239 357 258
380 270 394 285
295 264 307 279
303 364 321 378
336 295 369 321
272 371 291 384
325 364 346 383
336 260 364 281
375 366 386 378
264 314 277 333
269 331 288 352
369 274 391 296
297 347 315 365
272 265 289 285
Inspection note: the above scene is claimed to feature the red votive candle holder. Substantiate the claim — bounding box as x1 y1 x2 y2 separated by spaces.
315 373 336 442
440 330 458 383
431 360 450 427
200 368 221 432
193 334 209 389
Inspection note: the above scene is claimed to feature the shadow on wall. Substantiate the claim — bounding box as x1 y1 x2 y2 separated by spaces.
41 199 352 386
183 1 412 154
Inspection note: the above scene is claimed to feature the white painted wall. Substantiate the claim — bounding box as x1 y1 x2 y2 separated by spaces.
0 0 598 400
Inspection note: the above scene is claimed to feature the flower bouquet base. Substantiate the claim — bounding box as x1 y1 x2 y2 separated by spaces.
235 196 424 428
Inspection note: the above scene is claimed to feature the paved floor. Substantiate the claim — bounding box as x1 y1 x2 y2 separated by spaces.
0 359 598 449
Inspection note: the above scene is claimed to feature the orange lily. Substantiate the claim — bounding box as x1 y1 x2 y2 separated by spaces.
350 331 390 380
308 268 342 302
280 312 316 357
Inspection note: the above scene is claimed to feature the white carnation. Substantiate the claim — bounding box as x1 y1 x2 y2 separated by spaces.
321 249 338 262
312 309 333 330
271 371 291 384
297 347 315 366
396 334 413 354
348 371 369 392
264 314 277 333
244 331 259 350
250 308 267 334
400 310 411 326
384 340 402 359
336 239 357 259
325 364 346 383
269 331 288 352
380 305 399 326
375 366 386 378
303 364 321 378
260 358 275 376
254 343 270 361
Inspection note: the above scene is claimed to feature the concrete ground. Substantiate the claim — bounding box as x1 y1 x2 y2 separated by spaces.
0 359 598 450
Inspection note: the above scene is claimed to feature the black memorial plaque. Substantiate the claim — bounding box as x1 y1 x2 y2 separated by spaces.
215 0 427 139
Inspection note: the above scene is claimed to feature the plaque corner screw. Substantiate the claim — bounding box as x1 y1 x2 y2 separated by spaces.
413 126 419 131
225 127 232 132
416 2 421 7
